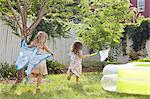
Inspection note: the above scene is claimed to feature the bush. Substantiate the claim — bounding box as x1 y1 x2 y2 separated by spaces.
0 62 16 79
0 60 65 79
128 51 146 60
46 60 64 74
133 58 150 62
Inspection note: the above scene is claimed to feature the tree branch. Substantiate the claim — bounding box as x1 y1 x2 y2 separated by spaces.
27 0 49 35
16 0 22 15
21 0 28 37
6 0 23 35
16 0 26 38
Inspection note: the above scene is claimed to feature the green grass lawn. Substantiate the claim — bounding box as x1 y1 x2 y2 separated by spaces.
0 72 150 99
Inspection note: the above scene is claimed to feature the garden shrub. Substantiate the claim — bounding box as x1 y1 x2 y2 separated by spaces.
0 62 16 79
0 60 65 79
46 60 64 74
128 51 145 60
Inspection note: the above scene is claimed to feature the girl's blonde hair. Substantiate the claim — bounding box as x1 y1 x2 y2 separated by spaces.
33 31 48 48
72 42 83 56
37 31 48 39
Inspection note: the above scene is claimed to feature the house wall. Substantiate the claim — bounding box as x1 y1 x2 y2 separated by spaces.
130 0 150 17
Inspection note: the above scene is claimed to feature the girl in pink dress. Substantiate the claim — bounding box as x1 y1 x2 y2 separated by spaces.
67 42 96 83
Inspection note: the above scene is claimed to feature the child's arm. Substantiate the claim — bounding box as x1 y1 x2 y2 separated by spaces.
79 53 97 59
44 45 54 55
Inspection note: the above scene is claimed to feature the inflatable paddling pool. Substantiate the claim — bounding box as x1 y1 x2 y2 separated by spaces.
101 62 150 95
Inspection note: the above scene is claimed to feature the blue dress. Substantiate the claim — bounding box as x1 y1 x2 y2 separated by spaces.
16 40 52 82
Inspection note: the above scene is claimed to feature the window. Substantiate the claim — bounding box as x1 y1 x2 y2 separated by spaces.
137 0 145 12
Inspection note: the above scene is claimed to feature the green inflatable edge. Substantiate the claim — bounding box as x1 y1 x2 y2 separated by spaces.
117 63 150 95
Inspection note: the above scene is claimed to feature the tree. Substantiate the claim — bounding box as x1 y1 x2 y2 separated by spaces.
0 0 80 40
69 0 134 50
0 0 49 38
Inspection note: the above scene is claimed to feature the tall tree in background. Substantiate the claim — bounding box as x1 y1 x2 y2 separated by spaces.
69 0 134 50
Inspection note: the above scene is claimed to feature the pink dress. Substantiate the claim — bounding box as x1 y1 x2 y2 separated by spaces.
67 51 83 77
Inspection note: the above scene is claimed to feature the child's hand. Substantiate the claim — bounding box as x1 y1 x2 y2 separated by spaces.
90 53 97 56
84 53 97 58
44 45 54 56
48 51 54 56
51 52 54 56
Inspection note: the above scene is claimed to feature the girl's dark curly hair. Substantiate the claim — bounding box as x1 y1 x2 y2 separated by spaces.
72 42 83 55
